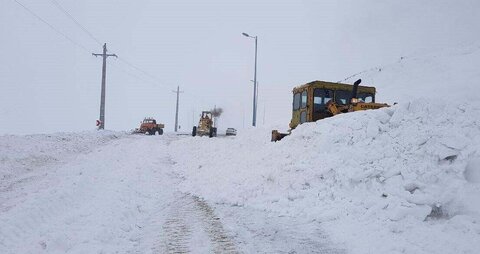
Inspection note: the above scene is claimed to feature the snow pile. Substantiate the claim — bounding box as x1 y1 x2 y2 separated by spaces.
0 134 182 253
169 100 480 253
0 131 123 195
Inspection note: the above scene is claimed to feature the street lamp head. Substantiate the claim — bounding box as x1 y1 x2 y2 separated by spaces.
242 32 250 37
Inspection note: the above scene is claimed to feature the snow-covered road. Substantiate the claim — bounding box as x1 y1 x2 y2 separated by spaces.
0 133 342 253
1 99 479 254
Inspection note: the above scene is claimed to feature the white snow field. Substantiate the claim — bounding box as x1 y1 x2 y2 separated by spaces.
1 46 480 253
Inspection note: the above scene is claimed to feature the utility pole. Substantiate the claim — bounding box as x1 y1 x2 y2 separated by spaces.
92 43 117 130
172 86 184 132
242 32 258 127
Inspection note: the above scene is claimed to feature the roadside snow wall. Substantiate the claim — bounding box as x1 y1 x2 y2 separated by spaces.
0 131 122 203
170 99 480 254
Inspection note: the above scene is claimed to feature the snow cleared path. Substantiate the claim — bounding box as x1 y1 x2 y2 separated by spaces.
0 133 342 253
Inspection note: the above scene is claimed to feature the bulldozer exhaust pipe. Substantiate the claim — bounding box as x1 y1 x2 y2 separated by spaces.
351 79 361 102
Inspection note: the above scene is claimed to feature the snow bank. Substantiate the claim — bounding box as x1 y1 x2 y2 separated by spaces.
0 131 123 194
169 100 480 253
0 134 179 253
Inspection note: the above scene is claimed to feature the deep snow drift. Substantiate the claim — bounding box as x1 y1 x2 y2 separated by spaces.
0 131 123 207
166 45 480 254
170 100 480 253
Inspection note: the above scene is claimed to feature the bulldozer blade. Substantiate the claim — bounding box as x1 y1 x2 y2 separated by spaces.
271 130 290 142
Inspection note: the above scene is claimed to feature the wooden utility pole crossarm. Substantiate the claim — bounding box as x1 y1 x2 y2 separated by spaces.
92 43 117 130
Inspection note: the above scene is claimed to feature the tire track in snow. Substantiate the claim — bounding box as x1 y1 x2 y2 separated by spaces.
193 195 237 253
158 194 193 253
154 192 238 253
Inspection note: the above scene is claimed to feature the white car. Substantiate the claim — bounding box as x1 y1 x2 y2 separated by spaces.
225 128 237 136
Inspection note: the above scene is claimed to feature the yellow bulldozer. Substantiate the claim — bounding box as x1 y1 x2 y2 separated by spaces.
192 111 218 138
271 79 389 141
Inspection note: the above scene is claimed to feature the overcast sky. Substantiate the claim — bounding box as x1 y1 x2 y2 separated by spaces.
1 0 479 134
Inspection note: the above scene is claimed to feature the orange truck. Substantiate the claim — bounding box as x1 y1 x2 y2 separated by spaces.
133 118 164 135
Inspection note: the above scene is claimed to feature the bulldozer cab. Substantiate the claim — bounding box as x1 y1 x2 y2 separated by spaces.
289 81 376 129
192 111 217 137
199 111 214 129
201 111 212 120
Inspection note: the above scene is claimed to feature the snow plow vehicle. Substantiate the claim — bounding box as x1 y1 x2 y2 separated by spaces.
133 118 164 135
272 79 389 141
192 111 217 138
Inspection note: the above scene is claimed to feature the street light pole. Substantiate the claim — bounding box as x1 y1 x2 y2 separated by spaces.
253 36 258 127
250 80 259 124
256 81 259 123
243 32 258 127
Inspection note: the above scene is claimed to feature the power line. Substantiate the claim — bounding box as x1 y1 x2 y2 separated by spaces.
20 0 172 91
48 0 160 87
108 60 150 85
12 0 90 53
12 0 200 116
108 60 168 89
116 56 172 89
33 0 175 91
14 0 195 108
49 0 102 46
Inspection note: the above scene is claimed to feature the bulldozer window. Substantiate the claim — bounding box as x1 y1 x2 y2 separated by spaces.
313 89 333 111
357 93 374 103
335 90 350 105
301 91 307 108
300 111 307 123
293 93 301 110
